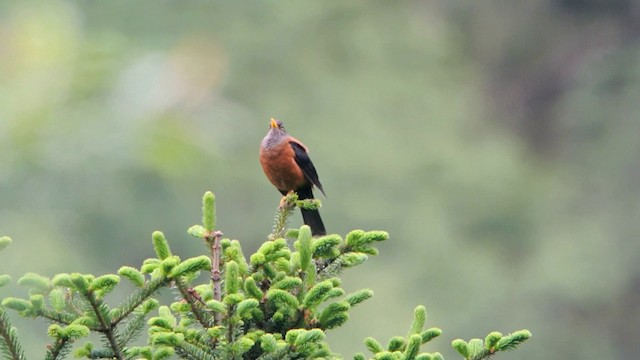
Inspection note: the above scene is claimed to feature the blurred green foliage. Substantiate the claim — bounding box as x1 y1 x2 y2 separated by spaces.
0 1 638 359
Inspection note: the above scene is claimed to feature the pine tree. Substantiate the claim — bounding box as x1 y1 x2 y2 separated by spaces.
0 192 530 359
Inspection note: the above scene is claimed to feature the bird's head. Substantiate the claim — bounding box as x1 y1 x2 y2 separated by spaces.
269 118 286 132
262 118 287 148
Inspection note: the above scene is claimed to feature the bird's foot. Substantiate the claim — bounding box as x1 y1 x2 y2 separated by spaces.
279 191 296 209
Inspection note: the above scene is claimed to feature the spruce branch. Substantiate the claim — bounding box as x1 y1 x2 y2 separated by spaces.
317 252 368 280
117 311 147 348
271 192 299 239
170 332 215 358
82 291 122 359
173 343 217 360
44 337 72 360
169 256 212 279
117 267 145 288
17 273 52 294
358 307 442 360
115 302 156 349
45 325 88 360
38 307 78 326
84 347 117 359
344 289 373 308
0 307 26 360
0 191 531 360
420 328 442 344
451 330 531 360
112 275 168 325
270 192 322 241
174 278 216 329
495 330 531 351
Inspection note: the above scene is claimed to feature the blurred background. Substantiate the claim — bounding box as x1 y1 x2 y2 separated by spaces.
1 1 639 358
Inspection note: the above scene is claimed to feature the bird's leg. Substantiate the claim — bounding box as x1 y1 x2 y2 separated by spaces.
279 190 296 209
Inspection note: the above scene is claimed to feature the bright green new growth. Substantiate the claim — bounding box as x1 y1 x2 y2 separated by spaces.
409 306 427 336
0 192 531 359
0 237 12 251
152 231 171 260
452 330 532 360
202 191 216 232
117 266 145 288
0 276 11 288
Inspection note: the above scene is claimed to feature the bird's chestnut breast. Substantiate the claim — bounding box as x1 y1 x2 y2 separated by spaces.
259 143 307 192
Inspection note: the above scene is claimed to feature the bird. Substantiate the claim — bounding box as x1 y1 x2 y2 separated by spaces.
260 118 326 236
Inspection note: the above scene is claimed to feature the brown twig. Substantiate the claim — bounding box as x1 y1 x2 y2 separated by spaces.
207 230 223 324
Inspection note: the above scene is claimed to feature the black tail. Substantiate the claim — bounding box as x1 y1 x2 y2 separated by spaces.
297 186 326 236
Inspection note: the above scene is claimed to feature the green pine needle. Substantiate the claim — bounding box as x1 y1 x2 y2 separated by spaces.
0 190 533 360
318 301 350 326
452 339 469 358
48 288 66 312
224 261 241 294
361 231 389 243
64 324 90 339
70 273 90 293
485 331 502 350
187 225 206 238
169 256 211 278
0 275 11 288
267 289 300 310
345 230 366 247
118 266 145 287
404 334 422 360
297 225 313 272
272 276 302 291
467 339 484 358
92 274 120 294
294 329 325 347
387 336 407 352
243 277 264 300
202 191 216 232
0 237 11 252
364 337 383 354
205 300 225 313
409 306 427 335
17 272 51 293
51 273 73 287
1 298 31 313
260 333 278 352
496 330 531 351
420 328 442 343
236 299 259 319
312 234 342 257
0 307 26 360
152 231 172 260
302 280 334 309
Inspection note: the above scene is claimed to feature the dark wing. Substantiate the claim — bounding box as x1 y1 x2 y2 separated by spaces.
290 141 326 196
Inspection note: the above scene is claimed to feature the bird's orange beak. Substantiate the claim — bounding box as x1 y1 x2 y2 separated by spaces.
270 118 279 129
